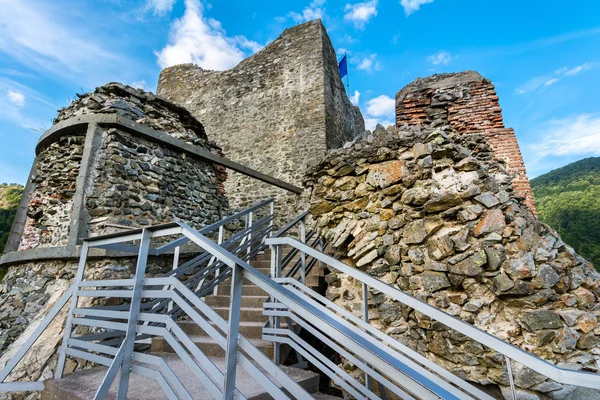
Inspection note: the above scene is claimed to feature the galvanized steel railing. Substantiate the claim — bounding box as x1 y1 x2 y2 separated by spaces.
265 234 600 399
0 199 276 396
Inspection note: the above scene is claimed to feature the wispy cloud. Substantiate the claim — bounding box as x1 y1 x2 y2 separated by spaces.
7 91 25 107
344 0 378 29
157 0 262 70
287 0 326 23
0 0 126 85
350 90 360 106
357 54 382 73
517 62 598 94
400 0 434 16
560 62 595 76
145 0 177 16
427 50 452 66
531 114 600 158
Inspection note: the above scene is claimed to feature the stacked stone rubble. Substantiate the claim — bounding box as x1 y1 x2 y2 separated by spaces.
396 71 536 215
305 126 600 399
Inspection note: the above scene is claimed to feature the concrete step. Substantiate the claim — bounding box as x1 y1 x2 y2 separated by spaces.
178 320 267 338
218 285 268 296
150 335 274 358
42 353 320 400
211 306 266 321
204 295 267 308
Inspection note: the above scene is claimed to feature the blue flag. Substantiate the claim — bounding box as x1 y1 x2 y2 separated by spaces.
338 55 348 78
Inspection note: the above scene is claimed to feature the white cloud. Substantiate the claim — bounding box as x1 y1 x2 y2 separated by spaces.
344 0 378 29
7 91 25 107
562 62 595 76
350 90 360 106
531 114 600 158
517 62 597 94
366 95 395 117
288 0 326 23
400 0 434 15
357 54 381 73
157 0 261 70
0 1 132 85
365 118 394 131
131 80 148 90
427 51 452 66
146 0 176 16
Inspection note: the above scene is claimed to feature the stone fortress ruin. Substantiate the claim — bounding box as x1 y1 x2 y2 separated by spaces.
0 18 599 400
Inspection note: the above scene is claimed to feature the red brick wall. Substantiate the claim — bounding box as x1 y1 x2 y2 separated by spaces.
395 72 536 214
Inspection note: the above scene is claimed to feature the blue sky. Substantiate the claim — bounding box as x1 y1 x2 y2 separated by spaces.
1 0 600 184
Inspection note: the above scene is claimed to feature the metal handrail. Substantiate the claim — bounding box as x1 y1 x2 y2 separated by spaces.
265 237 600 391
64 276 313 400
272 210 309 238
178 222 461 399
0 286 74 392
269 278 494 400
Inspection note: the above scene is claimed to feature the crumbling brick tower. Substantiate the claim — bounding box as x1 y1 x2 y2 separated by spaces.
395 71 536 214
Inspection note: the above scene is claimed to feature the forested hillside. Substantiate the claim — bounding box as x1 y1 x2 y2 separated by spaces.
0 183 24 256
531 157 600 269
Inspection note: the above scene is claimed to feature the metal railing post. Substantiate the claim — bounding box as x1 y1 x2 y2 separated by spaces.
274 245 282 365
505 357 517 400
55 241 90 379
117 229 153 400
269 201 275 238
300 217 306 285
247 211 253 256
169 245 180 312
362 282 370 390
213 225 225 296
223 263 244 399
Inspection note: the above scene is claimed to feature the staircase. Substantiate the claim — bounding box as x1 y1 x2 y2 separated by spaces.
149 246 326 360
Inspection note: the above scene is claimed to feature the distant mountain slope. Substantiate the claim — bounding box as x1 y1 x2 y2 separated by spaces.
531 157 600 269
0 183 24 256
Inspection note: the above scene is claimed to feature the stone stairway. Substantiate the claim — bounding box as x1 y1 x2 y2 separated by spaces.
149 244 326 360
41 246 334 399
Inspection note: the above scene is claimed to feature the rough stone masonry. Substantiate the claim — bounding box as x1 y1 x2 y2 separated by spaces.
305 125 600 399
0 83 230 395
396 71 537 215
157 19 365 228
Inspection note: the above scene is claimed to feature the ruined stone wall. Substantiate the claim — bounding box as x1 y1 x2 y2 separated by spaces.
157 19 364 228
306 127 600 399
10 83 228 251
395 71 536 215
85 127 227 235
0 84 232 393
19 135 85 250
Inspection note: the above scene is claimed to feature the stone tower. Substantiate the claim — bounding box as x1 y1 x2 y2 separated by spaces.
395 71 536 214
0 84 232 382
157 19 364 226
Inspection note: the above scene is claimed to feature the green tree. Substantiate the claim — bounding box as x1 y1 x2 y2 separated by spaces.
531 157 600 269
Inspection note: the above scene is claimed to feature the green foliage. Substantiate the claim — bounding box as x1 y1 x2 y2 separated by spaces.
531 157 600 269
0 183 24 256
